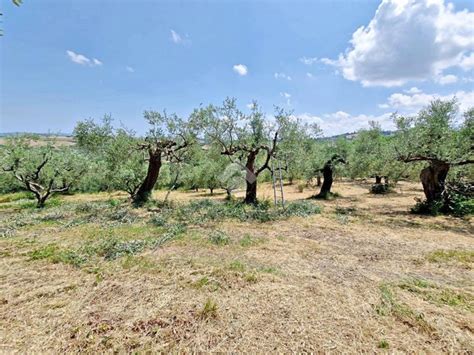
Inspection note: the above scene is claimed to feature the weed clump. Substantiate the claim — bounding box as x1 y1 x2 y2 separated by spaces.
199 298 218 319
208 230 230 246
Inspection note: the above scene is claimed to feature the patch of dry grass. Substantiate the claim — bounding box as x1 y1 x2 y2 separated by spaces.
0 181 473 352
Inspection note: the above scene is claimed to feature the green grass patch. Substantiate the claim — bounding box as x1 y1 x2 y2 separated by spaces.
239 234 265 247
375 283 434 333
121 255 160 272
426 249 474 268
0 191 34 203
29 244 87 267
397 278 473 311
228 260 246 272
377 339 389 349
208 230 230 246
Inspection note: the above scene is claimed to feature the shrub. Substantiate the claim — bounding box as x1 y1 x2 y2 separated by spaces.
370 183 390 194
411 182 474 217
411 198 443 216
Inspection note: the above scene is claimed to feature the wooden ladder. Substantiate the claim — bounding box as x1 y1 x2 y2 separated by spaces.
271 159 285 208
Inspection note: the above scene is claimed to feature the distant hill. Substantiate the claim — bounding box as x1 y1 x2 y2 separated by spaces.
0 133 75 147
0 132 73 137
319 130 394 141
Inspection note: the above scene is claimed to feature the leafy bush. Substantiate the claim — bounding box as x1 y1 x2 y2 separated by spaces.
411 182 473 217
370 183 390 194
411 198 444 216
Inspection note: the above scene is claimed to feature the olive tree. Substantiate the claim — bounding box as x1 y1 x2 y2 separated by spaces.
395 99 473 203
194 98 290 204
350 122 406 192
1 137 87 207
278 117 321 185
73 117 146 196
133 110 195 204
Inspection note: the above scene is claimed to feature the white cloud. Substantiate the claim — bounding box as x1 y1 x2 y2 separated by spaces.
66 50 102 67
436 74 458 85
274 72 292 80
280 92 291 106
299 56 318 65
381 89 474 113
306 73 314 78
170 29 182 44
405 87 422 94
321 0 474 87
126 66 135 73
295 111 394 136
233 64 248 76
459 52 474 71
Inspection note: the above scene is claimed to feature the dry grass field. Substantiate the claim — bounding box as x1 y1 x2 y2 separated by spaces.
0 180 473 352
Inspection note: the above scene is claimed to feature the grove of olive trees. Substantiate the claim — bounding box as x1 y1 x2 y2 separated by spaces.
1 98 472 215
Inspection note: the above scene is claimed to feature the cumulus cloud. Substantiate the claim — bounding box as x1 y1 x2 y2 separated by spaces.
405 87 422 94
380 88 474 113
306 73 314 79
296 87 474 136
66 50 102 67
321 0 474 87
233 64 248 76
274 72 292 80
295 111 395 136
436 74 458 85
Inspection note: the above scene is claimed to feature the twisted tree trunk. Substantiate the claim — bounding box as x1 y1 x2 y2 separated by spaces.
317 162 334 199
420 161 450 203
134 151 162 204
244 152 258 204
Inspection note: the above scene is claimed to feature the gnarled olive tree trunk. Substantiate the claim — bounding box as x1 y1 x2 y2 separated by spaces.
317 162 334 199
315 155 346 199
244 152 258 204
133 151 162 204
420 160 450 203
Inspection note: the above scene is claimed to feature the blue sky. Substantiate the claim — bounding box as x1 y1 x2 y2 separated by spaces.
1 0 473 136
